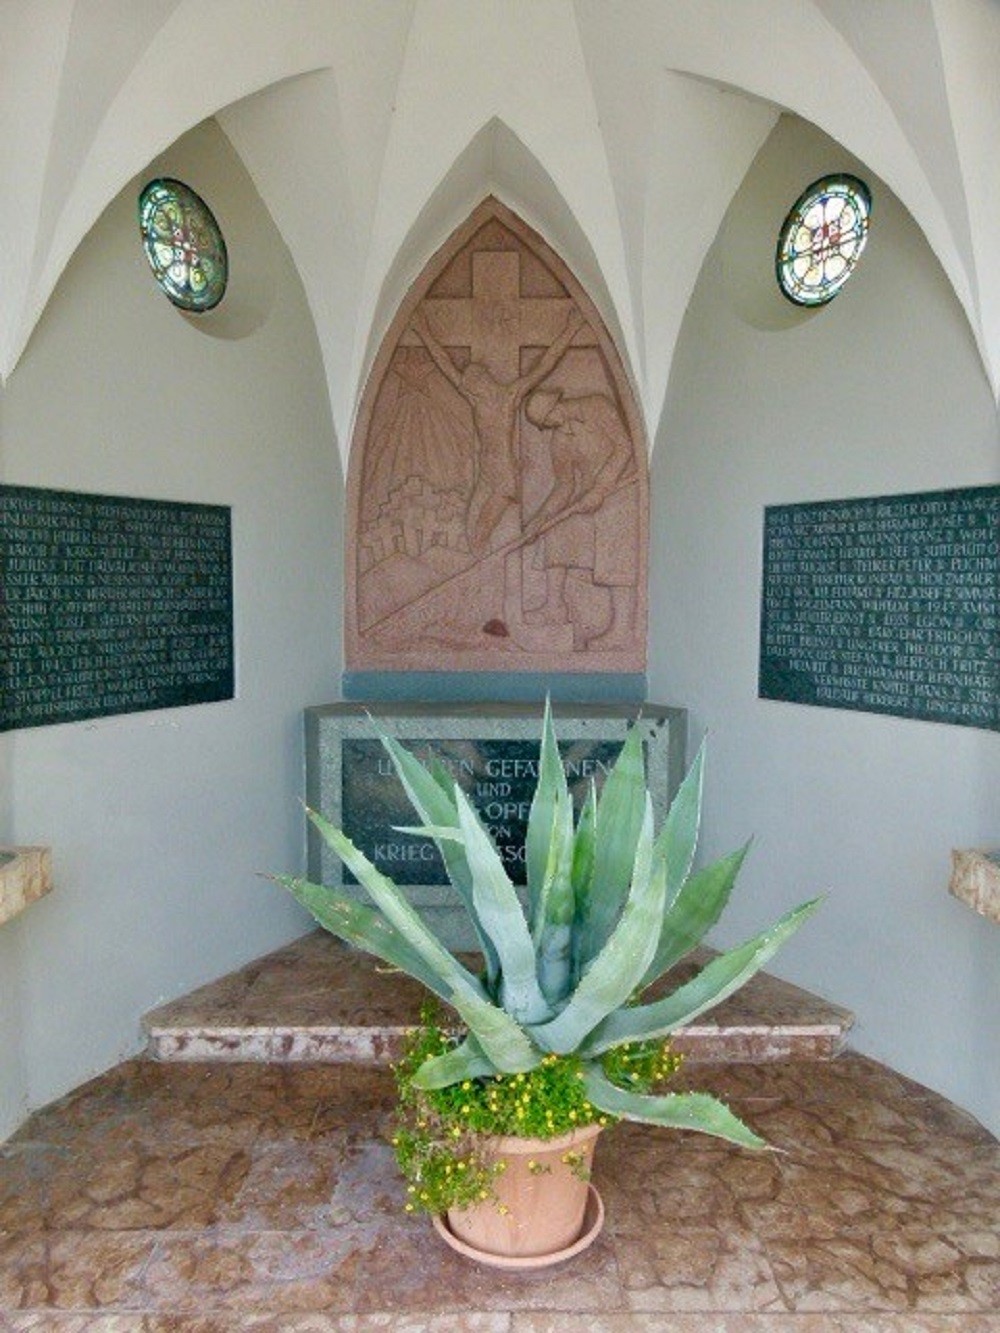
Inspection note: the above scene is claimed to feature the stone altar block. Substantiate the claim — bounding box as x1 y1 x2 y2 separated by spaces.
305 702 685 949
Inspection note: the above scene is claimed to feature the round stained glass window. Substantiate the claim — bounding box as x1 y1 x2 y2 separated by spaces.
138 178 228 312
776 174 871 307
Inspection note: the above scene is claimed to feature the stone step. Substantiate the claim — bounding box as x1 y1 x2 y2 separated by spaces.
143 930 854 1065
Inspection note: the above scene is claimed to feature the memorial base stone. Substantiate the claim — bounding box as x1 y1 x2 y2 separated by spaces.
304 701 685 949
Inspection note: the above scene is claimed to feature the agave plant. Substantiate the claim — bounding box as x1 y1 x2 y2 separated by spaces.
277 704 819 1150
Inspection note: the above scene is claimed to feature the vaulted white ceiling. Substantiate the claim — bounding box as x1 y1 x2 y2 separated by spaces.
3 0 998 457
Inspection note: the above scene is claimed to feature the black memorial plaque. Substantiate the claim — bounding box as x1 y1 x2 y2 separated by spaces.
760 486 999 729
1 485 234 731
341 737 623 886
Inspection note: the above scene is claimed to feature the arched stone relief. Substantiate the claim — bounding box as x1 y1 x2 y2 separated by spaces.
345 197 648 674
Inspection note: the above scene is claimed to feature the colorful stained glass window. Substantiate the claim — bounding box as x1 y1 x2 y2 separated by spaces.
776 175 871 307
138 178 228 312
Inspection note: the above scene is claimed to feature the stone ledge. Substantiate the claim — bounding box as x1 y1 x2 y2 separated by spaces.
950 848 1000 924
0 846 52 926
143 930 854 1065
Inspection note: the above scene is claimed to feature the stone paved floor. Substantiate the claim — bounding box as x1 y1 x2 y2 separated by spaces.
1 1053 998 1330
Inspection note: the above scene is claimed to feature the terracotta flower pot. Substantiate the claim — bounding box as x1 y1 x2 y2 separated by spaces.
435 1122 604 1265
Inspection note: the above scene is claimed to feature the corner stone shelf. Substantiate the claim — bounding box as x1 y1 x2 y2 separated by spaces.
0 846 52 926
143 930 854 1065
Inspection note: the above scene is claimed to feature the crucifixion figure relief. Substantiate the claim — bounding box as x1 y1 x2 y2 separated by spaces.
411 303 583 555
345 198 648 675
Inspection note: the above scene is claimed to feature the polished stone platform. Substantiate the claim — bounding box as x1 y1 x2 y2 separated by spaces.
143 930 854 1065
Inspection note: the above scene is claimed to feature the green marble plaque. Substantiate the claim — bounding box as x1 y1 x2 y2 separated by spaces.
1 486 234 731
760 486 999 730
341 736 622 887
305 702 686 949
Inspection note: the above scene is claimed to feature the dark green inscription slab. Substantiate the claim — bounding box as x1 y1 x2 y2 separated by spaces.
1 486 233 731
760 486 999 730
305 703 686 949
341 737 622 887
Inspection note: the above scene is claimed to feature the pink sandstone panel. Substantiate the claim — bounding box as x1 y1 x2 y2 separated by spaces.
345 198 648 674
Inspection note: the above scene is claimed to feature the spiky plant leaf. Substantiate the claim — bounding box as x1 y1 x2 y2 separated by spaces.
638 842 751 991
452 787 553 1026
530 787 575 939
525 698 569 932
379 733 501 986
529 796 667 1053
571 779 597 913
410 1034 501 1089
306 808 533 1064
583 898 823 1055
575 724 648 971
275 875 455 1002
434 988 541 1077
534 790 576 1006
582 1065 767 1150
655 741 705 904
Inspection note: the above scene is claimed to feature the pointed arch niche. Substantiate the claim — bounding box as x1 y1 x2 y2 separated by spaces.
345 198 648 682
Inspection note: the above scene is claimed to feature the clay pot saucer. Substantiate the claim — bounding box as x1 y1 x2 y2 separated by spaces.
431 1183 605 1270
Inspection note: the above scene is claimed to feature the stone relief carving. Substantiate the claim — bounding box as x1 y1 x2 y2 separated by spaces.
345 198 648 673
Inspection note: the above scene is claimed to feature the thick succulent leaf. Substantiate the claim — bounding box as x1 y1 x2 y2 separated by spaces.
452 788 553 1026
530 788 573 942
306 807 489 1006
410 1034 499 1089
655 741 705 904
428 755 459 797
570 780 597 912
445 988 542 1075
583 898 823 1055
575 724 648 970
525 698 569 931
379 732 501 985
536 921 572 1008
275 874 453 1002
528 797 667 1054
582 1065 767 1150
534 792 576 1006
638 842 751 991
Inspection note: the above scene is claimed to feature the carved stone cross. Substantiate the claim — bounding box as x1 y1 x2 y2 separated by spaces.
399 250 585 378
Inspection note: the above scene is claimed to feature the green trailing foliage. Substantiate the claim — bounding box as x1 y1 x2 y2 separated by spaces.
390 1002 685 1216
277 701 821 1151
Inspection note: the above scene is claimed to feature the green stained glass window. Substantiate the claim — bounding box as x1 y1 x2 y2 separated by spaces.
776 174 871 307
138 178 228 312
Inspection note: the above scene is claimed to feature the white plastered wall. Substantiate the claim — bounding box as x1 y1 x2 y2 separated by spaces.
0 120 339 1140
652 115 1000 1135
